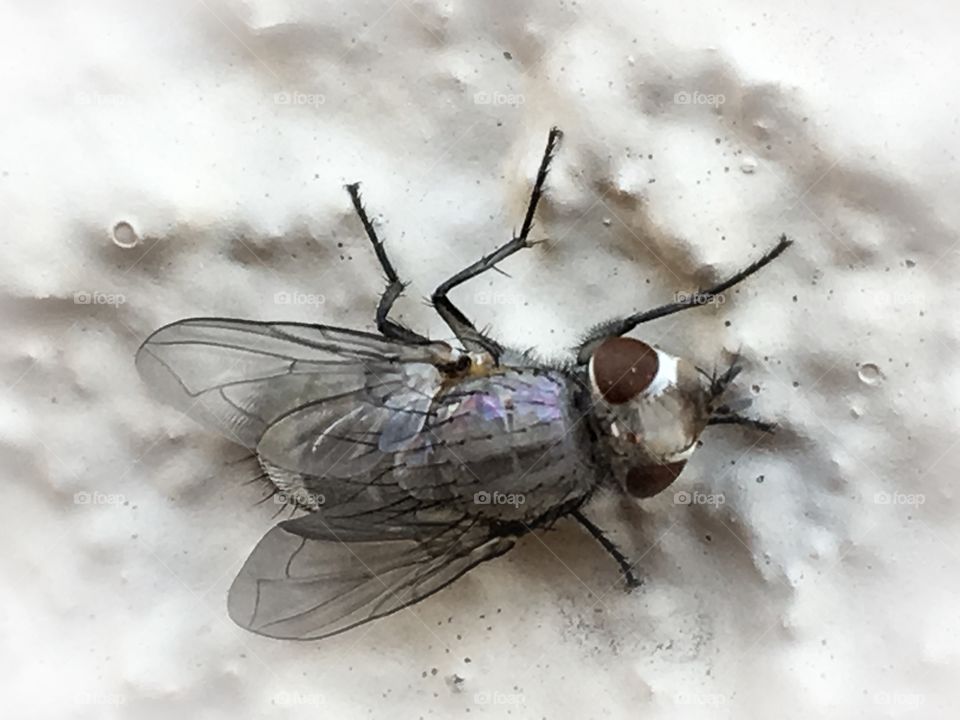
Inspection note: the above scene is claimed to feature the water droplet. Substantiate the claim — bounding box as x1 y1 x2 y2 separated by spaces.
858 363 883 385
112 221 139 248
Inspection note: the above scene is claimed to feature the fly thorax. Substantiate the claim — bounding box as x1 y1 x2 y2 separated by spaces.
586 336 711 499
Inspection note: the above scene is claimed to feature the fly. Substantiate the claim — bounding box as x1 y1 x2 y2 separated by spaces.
136 127 792 640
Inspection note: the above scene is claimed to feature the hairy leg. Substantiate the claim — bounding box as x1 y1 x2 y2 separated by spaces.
572 509 641 590
345 183 431 345
431 127 564 359
576 236 793 364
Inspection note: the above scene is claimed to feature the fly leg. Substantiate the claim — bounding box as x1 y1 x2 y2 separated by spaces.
431 127 564 359
345 182 431 345
708 415 777 432
571 510 641 590
706 358 777 432
576 236 793 364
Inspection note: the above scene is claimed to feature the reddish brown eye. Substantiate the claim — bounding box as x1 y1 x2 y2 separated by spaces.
591 336 659 404
625 461 686 498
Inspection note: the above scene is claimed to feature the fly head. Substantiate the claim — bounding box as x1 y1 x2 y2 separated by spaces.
586 336 714 499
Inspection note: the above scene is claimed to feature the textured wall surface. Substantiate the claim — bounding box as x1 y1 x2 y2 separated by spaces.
3 1 959 718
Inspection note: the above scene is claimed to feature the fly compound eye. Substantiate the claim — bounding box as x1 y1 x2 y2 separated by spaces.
625 461 686 498
589 336 659 404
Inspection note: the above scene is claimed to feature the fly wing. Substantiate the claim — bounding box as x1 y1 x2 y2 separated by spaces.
242 372 578 640
255 360 447 481
228 514 514 640
135 317 456 449
138 317 591 639
259 369 593 523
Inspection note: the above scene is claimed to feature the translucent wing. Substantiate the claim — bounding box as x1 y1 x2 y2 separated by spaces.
228 514 514 640
137 317 592 639
233 369 593 639
136 317 458 449
260 369 593 523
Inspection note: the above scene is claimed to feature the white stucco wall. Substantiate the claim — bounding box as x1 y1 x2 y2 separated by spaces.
3 1 958 718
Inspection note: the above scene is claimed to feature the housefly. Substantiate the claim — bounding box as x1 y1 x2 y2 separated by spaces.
136 127 792 640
